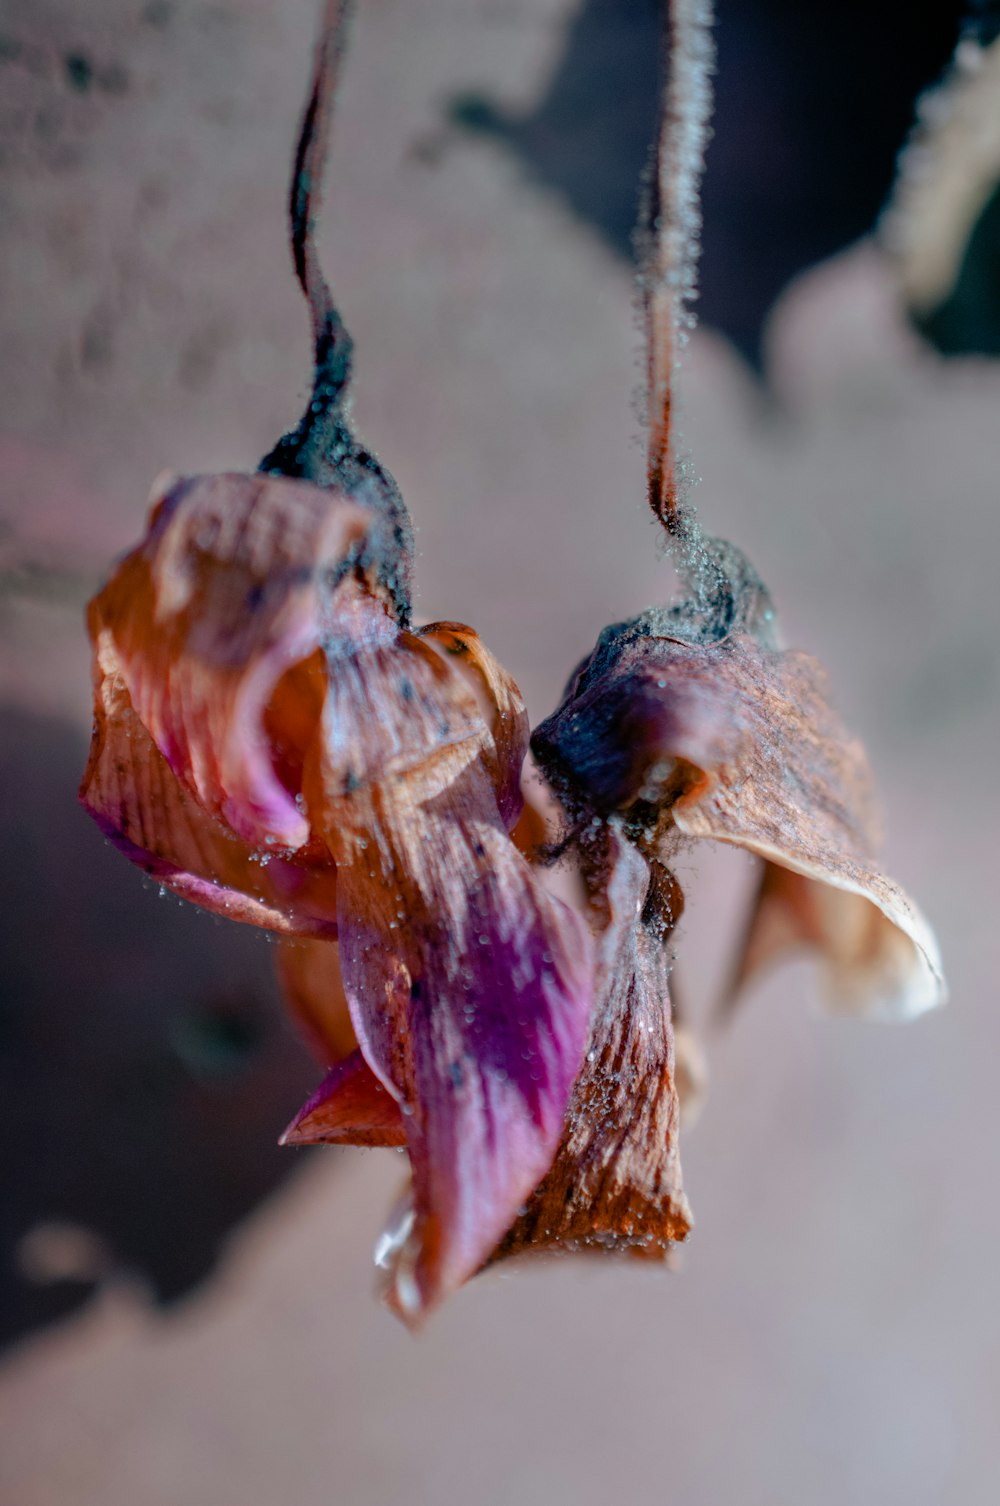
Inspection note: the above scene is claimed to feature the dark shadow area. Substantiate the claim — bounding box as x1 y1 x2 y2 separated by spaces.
0 706 320 1352
915 174 1000 358
450 0 966 365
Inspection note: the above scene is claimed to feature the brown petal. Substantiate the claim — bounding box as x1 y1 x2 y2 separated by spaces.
89 471 371 850
80 631 339 935
494 831 692 1264
660 637 946 1020
418 622 529 830
536 629 945 1021
726 859 939 1022
273 937 357 1064
315 621 488 804
280 1051 406 1148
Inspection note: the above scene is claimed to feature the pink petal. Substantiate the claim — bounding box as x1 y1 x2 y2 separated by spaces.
80 635 339 935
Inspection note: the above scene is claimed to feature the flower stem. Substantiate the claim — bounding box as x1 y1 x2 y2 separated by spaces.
289 0 355 398
642 0 715 537
260 0 357 476
259 0 413 624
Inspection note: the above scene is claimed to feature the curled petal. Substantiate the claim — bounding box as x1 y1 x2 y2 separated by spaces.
537 650 737 816
90 472 370 849
317 635 482 808
281 1052 405 1148
494 830 691 1263
728 860 941 1023
80 633 339 935
419 622 529 830
534 630 945 1021
286 604 592 1320
662 641 946 1020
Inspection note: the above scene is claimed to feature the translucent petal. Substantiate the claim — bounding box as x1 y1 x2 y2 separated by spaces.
664 640 946 1020
418 622 529 831
274 937 357 1064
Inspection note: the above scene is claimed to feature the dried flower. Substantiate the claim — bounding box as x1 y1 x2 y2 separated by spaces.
532 617 944 1024
477 0 946 1272
80 0 595 1324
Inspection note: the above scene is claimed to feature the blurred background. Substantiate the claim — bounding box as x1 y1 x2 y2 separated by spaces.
2 1 998 1502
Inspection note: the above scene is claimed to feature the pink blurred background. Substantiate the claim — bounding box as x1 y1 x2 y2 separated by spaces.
1 2 997 1502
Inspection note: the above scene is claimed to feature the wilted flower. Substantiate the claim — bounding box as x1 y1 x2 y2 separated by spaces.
476 0 946 1271
482 562 943 1271
532 602 944 1024
83 465 594 1319
80 0 595 1323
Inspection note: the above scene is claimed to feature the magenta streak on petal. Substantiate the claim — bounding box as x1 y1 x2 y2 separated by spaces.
87 815 338 937
336 799 594 1316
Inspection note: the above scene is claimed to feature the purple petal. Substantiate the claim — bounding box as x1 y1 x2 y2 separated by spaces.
333 762 594 1324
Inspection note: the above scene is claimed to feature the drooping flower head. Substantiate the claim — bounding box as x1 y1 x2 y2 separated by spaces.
487 0 945 1270
80 0 597 1323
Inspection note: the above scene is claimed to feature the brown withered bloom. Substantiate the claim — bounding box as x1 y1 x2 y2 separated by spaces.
488 0 945 1270
80 0 596 1326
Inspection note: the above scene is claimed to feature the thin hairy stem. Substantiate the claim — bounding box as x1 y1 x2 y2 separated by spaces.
260 0 357 477
291 0 355 392
642 0 715 535
260 0 413 621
